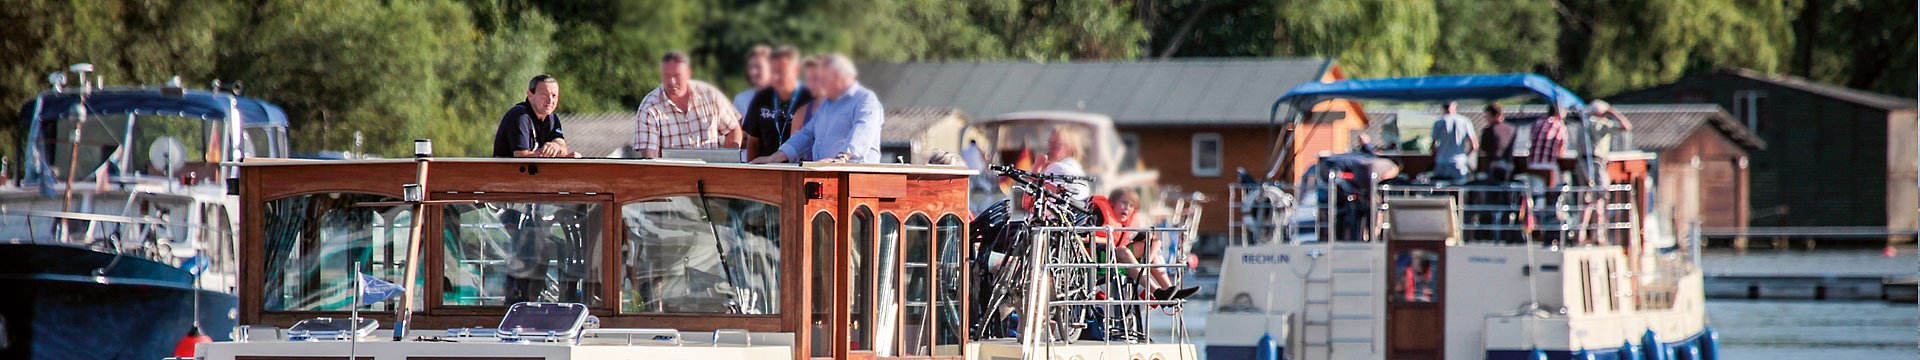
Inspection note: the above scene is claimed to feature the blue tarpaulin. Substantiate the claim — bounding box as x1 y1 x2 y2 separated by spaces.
1276 73 1585 112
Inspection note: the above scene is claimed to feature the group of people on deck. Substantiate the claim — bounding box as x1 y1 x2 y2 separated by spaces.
1427 99 1632 187
490 46 884 164
1426 99 1635 245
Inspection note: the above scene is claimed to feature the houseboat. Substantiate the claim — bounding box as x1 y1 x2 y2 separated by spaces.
198 150 1197 359
1 65 289 358
1209 74 1718 360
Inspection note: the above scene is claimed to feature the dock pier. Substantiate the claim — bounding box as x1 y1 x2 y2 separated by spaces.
1700 245 1917 303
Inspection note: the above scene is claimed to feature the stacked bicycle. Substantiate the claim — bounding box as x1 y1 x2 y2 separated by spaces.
969 164 1160 344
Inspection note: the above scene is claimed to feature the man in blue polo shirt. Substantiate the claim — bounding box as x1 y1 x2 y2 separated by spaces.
748 54 884 164
493 74 579 158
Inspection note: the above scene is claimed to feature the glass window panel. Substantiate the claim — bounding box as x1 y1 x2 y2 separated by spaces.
850 208 874 350
809 213 836 358
442 202 604 307
901 214 933 355
934 214 966 352
1391 249 1440 303
874 213 901 356
620 196 780 313
262 193 414 311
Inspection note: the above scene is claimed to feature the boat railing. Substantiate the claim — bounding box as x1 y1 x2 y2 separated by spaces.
1021 225 1195 353
1229 181 1639 246
0 208 224 259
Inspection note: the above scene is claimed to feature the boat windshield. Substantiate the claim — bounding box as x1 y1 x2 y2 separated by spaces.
40 113 282 182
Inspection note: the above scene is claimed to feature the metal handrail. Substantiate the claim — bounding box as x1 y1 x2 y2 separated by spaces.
1229 181 1641 246
1021 225 1195 355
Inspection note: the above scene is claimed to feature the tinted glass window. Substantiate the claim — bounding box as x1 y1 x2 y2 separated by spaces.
620 196 780 313
261 193 415 311
442 202 604 306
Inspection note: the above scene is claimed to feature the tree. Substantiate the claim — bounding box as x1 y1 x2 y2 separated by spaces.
1429 0 1559 75
1557 0 1798 97
216 0 474 155
1142 0 1283 58
1273 0 1438 77
535 0 703 113
1792 0 1916 97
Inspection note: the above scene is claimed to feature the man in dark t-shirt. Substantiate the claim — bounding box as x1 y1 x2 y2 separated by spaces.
741 46 814 159
494 74 578 158
1477 103 1518 180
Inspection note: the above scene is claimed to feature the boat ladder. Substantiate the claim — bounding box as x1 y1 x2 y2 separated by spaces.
1298 240 1380 360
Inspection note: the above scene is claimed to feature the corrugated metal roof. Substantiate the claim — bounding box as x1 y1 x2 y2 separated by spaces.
858 58 1334 126
883 106 965 143
553 112 636 157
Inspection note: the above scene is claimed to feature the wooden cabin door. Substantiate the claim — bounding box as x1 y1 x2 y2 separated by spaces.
1385 241 1446 360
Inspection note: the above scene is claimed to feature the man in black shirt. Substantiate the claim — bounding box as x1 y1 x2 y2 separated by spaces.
741 46 814 159
494 74 578 158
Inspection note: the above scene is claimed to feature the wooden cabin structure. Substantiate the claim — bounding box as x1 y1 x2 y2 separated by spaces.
228 157 977 359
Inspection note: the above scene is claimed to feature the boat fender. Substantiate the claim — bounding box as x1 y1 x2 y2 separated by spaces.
1621 340 1644 360
1572 347 1595 360
1698 328 1720 360
1527 347 1547 360
1255 331 1279 360
1678 342 1700 360
1642 330 1668 360
174 326 212 358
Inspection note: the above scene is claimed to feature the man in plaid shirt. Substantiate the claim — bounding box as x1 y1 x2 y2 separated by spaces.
633 51 743 158
1527 106 1567 185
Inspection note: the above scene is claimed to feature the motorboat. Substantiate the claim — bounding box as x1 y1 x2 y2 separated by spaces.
198 150 1198 359
1208 74 1718 360
0 64 291 358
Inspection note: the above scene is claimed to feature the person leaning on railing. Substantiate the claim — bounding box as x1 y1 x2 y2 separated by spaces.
749 53 884 164
493 74 582 158
633 51 744 159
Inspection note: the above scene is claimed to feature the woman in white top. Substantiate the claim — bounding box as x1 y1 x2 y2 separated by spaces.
1040 130 1093 202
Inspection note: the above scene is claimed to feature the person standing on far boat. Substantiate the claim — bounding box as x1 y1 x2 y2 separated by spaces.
749 53 884 164
493 74 580 158
1527 106 1568 185
633 51 744 159
1478 103 1518 181
733 45 772 116
741 46 813 160
1429 100 1478 182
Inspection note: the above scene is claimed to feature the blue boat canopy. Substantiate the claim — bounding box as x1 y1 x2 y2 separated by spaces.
1277 73 1585 112
16 88 290 130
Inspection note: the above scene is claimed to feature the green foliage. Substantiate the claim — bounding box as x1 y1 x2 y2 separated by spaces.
1274 0 1437 77
1556 0 1799 96
1793 0 1917 97
1429 0 1559 75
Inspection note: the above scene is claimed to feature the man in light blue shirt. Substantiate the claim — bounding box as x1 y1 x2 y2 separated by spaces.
1428 100 1478 182
750 54 885 164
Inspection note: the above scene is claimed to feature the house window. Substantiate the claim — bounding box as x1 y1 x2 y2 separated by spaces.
1734 90 1766 133
1192 133 1223 177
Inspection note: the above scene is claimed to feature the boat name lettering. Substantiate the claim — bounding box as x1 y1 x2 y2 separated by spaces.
1242 253 1290 264
1468 256 1507 264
